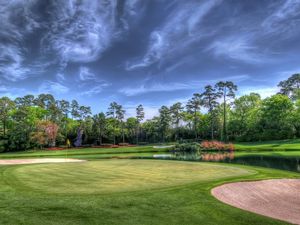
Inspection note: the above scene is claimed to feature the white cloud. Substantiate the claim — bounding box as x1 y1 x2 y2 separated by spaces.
120 75 250 96
79 83 111 96
119 82 191 96
56 73 65 82
239 86 279 99
262 0 300 35
79 67 96 81
0 45 30 81
206 35 267 64
43 0 143 66
126 0 222 70
39 81 69 94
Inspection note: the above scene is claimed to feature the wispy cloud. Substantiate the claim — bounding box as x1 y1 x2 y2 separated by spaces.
119 74 249 96
262 0 300 36
0 1 49 81
119 82 191 96
126 0 222 71
79 66 96 81
0 45 30 81
39 81 69 94
79 83 111 96
42 0 143 67
206 35 267 64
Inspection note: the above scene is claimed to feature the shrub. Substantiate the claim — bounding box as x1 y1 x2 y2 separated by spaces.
201 140 234 151
173 142 201 154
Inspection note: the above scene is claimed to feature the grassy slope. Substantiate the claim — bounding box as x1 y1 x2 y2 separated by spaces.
234 139 300 151
0 146 169 159
0 159 298 225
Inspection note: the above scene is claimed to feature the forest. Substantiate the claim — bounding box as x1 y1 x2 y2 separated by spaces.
0 74 299 152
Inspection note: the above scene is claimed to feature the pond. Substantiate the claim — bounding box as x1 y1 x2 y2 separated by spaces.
170 152 300 173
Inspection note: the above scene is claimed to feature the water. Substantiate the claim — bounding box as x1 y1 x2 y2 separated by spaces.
172 152 300 173
227 155 300 173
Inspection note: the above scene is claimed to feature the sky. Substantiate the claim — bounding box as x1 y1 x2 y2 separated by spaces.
0 0 300 118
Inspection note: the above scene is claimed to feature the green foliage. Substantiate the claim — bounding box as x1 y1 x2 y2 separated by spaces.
174 142 201 154
0 74 300 152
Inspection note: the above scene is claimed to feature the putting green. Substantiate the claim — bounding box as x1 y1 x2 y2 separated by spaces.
5 160 254 194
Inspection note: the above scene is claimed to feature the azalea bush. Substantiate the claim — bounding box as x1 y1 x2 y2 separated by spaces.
201 140 234 151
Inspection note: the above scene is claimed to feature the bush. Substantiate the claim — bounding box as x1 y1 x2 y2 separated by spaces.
173 142 201 154
201 141 234 151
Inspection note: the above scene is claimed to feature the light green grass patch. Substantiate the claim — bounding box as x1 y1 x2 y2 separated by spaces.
5 160 254 194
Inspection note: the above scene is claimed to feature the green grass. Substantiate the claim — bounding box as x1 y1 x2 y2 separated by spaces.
235 151 300 158
0 146 169 159
235 139 300 151
6 160 253 194
0 159 299 225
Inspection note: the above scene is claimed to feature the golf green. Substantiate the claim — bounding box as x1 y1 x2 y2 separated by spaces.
4 160 253 194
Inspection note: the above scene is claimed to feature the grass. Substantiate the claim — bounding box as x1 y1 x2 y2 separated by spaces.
235 151 300 158
6 160 253 194
0 159 299 225
234 139 300 151
0 146 169 159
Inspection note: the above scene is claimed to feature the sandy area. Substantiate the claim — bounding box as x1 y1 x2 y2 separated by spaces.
212 179 300 225
0 158 86 165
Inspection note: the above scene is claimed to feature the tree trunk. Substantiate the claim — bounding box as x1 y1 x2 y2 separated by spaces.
223 94 227 142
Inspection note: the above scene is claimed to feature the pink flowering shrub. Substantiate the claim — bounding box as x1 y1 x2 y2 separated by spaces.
201 140 235 151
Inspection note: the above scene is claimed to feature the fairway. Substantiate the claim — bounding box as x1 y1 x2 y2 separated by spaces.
0 159 299 225
5 160 253 194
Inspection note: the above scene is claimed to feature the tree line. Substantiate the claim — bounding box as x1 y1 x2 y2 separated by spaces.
0 74 299 151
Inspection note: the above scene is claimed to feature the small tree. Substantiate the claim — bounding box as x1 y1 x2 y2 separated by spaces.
31 121 59 148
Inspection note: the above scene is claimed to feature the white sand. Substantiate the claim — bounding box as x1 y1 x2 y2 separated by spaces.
212 179 300 225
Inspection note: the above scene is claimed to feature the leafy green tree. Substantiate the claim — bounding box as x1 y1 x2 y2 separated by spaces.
158 106 171 142
201 85 220 140
0 97 15 136
293 100 300 137
14 95 35 107
170 102 184 141
186 93 202 140
126 117 138 143
93 113 106 145
229 93 261 139
136 104 145 144
278 73 300 101
260 94 294 140
215 81 237 141
116 105 126 143
107 102 120 144
71 100 80 119
8 106 47 151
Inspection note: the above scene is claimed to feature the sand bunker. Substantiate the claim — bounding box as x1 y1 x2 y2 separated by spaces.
212 179 300 225
0 158 86 165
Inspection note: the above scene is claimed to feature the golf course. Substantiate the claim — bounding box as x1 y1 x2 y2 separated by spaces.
0 141 299 225
1 1 300 223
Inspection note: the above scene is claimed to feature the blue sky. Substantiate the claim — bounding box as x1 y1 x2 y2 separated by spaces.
0 0 300 118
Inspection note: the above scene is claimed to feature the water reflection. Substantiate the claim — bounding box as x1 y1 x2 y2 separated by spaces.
173 151 300 173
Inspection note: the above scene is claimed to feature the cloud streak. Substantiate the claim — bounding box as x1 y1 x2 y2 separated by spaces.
126 0 222 71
